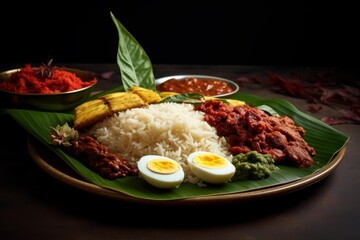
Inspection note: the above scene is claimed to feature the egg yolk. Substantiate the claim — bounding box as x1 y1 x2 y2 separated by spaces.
147 159 179 174
193 153 227 169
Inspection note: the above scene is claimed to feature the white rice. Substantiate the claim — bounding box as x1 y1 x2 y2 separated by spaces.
87 102 231 184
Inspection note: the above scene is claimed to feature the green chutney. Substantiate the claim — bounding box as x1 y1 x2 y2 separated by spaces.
231 151 279 180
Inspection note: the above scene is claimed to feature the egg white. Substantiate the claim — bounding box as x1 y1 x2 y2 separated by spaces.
187 151 235 184
137 155 185 189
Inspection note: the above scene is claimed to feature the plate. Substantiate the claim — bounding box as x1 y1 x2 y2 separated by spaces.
27 135 346 206
9 93 347 205
155 75 239 97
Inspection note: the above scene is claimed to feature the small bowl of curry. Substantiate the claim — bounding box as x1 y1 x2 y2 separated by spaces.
155 75 239 98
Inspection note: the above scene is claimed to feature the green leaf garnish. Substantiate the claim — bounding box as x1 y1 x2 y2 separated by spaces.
159 93 204 103
49 122 78 147
110 11 156 92
40 58 54 79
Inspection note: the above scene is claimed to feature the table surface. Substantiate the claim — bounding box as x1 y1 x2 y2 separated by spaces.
1 64 359 240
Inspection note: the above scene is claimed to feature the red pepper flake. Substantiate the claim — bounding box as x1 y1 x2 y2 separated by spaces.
235 69 360 125
268 72 308 98
308 104 322 113
0 64 96 94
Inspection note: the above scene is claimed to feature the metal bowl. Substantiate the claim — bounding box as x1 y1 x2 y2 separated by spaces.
155 75 239 98
0 67 97 112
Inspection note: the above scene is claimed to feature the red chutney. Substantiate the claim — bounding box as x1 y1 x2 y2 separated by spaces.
0 64 96 94
156 77 234 96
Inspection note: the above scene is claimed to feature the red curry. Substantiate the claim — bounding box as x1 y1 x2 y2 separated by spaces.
156 77 234 96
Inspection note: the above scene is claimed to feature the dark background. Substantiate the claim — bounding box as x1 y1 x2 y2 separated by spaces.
0 0 358 67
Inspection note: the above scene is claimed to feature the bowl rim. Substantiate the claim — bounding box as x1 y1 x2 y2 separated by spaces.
0 67 97 96
155 74 239 98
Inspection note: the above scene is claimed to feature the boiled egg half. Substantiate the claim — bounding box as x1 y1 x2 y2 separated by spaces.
187 151 235 184
137 155 185 189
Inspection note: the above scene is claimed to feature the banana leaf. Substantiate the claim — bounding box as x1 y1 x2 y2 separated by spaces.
110 12 156 92
6 92 349 201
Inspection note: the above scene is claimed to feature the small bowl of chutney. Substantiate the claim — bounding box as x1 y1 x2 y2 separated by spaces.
155 75 239 98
